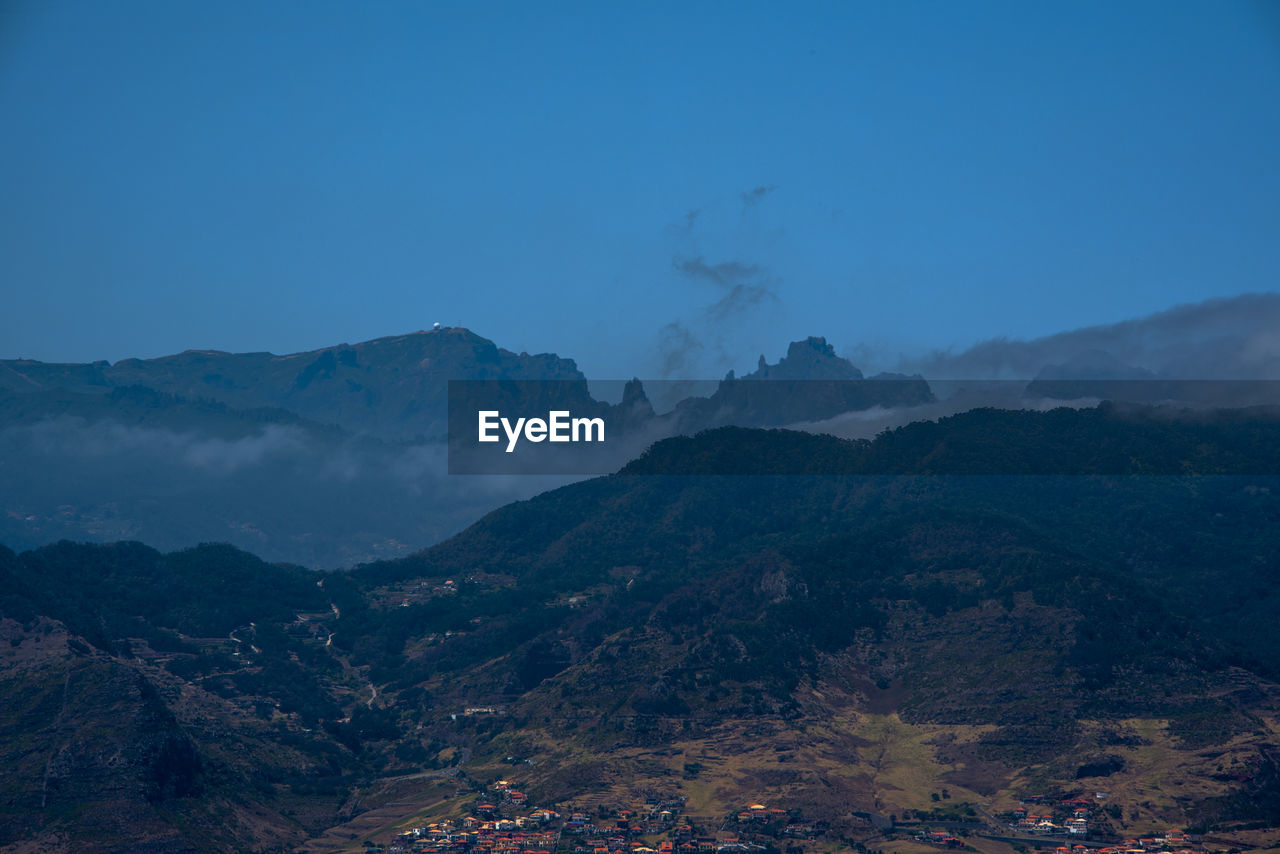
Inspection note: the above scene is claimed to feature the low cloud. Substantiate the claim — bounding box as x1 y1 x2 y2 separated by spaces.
181 426 310 474
898 293 1280 380
790 387 1100 442
0 417 556 568
7 418 311 475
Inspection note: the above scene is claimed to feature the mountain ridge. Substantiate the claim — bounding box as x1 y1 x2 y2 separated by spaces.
0 327 586 441
0 329 939 565
5 407 1278 850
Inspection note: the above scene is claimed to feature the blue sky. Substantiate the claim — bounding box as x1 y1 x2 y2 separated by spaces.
2 0 1278 378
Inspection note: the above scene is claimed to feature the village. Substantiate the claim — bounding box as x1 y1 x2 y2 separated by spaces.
909 793 1212 854
377 780 1245 854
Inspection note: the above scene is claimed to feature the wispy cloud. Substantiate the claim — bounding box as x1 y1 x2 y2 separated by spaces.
740 185 778 209
656 321 703 378
672 255 779 322
652 187 787 377
897 293 1280 380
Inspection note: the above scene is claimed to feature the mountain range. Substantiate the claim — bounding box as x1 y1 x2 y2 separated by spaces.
0 327 583 442
10 319 1274 566
2 406 1280 852
0 331 931 566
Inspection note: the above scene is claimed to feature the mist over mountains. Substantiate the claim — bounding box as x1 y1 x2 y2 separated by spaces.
0 328 590 565
884 292 1280 380
1 294 1278 566
3 294 1280 851
4 1 1276 849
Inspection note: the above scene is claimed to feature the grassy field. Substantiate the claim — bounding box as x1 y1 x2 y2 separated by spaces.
287 700 1280 853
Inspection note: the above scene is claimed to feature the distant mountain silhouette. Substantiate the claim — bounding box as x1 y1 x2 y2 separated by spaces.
666 336 933 430
740 336 865 380
0 331 938 564
0 327 585 441
4 328 1277 567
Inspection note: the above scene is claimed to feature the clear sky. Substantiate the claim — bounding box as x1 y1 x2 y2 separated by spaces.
2 0 1278 378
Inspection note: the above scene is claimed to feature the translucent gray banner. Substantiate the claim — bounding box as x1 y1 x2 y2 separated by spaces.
447 379 1280 475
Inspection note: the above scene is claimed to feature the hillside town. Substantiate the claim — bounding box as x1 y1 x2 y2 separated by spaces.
379 780 1246 854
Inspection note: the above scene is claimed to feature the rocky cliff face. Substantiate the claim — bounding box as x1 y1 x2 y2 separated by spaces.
669 336 932 429
0 615 338 853
1 619 194 852
740 336 864 381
